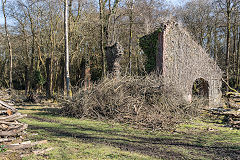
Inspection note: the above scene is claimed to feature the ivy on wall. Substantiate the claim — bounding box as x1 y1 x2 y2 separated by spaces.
139 29 162 73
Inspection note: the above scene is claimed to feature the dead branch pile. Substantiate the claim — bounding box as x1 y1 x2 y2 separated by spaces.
61 74 202 130
0 100 27 143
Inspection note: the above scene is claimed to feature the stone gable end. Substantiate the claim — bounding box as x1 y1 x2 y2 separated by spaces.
140 21 222 106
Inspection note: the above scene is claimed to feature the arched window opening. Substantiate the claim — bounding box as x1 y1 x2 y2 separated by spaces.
192 78 209 104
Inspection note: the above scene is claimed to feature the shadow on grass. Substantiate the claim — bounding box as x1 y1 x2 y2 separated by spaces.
28 122 240 160
28 124 186 159
19 106 240 159
17 107 61 115
15 104 46 107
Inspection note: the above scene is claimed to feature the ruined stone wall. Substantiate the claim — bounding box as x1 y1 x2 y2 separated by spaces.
105 43 124 77
161 22 222 106
140 21 222 106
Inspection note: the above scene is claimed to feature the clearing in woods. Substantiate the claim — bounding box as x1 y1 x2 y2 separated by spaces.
1 102 240 160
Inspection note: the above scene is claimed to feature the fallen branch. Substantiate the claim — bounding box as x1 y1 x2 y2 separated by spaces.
4 140 48 150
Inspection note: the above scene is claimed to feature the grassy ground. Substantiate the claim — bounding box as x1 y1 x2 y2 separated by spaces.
1 102 240 160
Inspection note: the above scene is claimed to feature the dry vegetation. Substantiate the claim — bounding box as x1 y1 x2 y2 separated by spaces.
61 74 204 130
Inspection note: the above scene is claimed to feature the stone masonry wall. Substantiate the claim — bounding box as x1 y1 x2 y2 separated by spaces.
160 21 222 106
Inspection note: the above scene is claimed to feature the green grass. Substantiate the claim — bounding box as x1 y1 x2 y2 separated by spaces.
1 103 240 160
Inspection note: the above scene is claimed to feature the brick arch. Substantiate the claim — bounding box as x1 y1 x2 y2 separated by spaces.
140 21 222 106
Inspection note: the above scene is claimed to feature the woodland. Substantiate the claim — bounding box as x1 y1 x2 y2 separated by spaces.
0 0 240 93
0 0 240 159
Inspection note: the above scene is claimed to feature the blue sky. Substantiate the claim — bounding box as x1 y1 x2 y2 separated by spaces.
0 3 3 25
0 0 189 25
167 0 189 6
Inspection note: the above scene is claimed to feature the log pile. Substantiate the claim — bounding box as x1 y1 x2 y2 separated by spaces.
204 88 240 129
208 108 240 129
0 100 27 143
227 94 240 129
206 91 240 129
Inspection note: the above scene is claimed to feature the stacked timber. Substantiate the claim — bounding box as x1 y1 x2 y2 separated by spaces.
226 92 240 110
0 100 27 143
209 108 240 129
227 93 240 129
206 92 240 129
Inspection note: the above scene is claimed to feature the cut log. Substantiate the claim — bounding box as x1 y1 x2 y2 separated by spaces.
7 124 24 131
230 121 240 125
0 124 28 136
7 109 12 116
0 99 28 143
0 110 7 113
0 121 21 125
0 138 15 143
0 124 9 130
0 100 17 112
0 112 27 121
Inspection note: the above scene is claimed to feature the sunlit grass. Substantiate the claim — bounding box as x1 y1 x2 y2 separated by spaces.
3 104 237 160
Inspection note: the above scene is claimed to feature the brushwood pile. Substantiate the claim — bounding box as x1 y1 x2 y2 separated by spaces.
62 74 203 130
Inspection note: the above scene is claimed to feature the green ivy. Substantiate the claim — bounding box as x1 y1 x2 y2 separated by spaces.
0 145 7 153
139 29 162 73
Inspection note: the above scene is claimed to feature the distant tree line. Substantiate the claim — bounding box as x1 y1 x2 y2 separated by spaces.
0 0 240 97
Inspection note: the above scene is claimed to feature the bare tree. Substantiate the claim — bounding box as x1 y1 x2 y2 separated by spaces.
65 0 70 96
128 0 134 75
1 0 13 90
215 0 240 90
225 0 231 91
99 0 106 77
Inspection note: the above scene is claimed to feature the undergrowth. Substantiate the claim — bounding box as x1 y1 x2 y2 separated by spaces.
61 74 204 130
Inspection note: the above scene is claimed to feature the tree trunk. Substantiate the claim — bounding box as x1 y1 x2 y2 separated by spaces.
84 45 91 90
237 26 240 89
2 0 13 90
65 0 70 96
28 10 36 94
99 0 106 77
128 0 133 75
24 65 29 95
60 56 66 94
46 58 52 98
226 0 231 91
233 17 237 88
206 25 212 55
22 28 30 95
